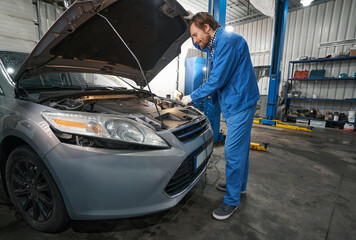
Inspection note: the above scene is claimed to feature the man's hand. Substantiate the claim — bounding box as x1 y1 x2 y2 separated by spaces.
182 95 192 105
172 90 183 100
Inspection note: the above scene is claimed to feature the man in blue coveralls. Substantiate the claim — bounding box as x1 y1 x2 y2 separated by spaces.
182 12 260 220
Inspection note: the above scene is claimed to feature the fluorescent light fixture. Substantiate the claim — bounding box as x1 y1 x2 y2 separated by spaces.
301 0 313 6
225 25 233 32
6 67 14 74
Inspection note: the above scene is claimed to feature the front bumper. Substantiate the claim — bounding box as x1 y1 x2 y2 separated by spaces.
43 126 213 220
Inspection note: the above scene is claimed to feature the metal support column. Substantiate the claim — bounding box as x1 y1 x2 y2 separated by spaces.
205 0 226 142
209 0 226 28
265 0 289 120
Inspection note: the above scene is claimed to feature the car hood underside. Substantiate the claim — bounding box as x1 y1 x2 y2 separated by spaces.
14 0 190 87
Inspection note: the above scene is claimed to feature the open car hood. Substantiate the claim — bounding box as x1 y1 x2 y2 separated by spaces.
14 0 190 87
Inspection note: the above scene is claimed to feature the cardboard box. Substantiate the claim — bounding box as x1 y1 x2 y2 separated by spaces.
350 49 356 56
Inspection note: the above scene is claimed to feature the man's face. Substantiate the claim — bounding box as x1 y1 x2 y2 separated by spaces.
190 23 211 50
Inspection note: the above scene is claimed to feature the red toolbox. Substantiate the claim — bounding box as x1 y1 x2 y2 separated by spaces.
293 70 308 79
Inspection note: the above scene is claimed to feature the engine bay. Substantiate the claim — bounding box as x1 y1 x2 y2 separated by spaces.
40 91 203 131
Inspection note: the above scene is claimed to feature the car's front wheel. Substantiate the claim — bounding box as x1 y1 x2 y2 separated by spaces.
5 145 70 232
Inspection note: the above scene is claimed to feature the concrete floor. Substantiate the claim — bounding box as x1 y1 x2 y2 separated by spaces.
0 123 355 240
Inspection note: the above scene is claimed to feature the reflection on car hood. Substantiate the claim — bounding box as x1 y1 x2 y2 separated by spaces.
14 0 190 87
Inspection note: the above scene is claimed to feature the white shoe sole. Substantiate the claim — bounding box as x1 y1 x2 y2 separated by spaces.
212 206 239 220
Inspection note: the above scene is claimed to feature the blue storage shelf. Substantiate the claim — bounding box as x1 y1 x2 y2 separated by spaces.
288 77 356 81
285 57 356 128
286 115 354 124
288 98 356 102
290 56 356 63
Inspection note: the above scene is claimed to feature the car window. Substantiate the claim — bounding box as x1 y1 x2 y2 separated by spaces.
0 51 28 79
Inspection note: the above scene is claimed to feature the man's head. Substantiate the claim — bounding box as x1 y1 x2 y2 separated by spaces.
189 12 220 50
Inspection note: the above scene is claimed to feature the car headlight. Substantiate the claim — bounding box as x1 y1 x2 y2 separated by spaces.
41 111 169 148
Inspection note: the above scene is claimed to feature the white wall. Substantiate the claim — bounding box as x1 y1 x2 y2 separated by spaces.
148 38 195 98
0 0 37 52
146 57 179 98
38 1 63 38
0 0 63 53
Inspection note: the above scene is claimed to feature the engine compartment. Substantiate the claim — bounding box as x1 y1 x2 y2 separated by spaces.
42 91 203 131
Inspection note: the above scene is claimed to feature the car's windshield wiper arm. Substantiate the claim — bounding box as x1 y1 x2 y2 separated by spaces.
81 86 127 91
22 86 127 91
21 86 83 90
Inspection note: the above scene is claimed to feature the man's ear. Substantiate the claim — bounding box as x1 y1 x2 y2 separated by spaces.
204 23 210 33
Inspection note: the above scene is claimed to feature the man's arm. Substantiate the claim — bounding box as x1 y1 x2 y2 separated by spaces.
190 42 239 101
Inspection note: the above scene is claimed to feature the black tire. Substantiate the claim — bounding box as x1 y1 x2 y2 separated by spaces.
5 145 70 232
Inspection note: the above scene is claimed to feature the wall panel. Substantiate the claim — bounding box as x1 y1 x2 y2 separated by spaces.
0 0 63 53
0 0 37 52
0 0 33 20
38 1 63 37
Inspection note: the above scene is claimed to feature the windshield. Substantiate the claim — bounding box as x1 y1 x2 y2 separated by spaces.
0 51 138 89
18 72 131 89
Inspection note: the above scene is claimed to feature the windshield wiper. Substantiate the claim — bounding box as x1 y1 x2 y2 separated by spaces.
21 86 83 91
22 86 127 92
81 86 127 91
117 77 141 91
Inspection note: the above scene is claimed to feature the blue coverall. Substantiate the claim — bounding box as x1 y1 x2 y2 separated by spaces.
190 28 260 206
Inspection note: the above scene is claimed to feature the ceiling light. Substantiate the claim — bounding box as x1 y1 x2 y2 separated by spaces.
225 26 233 32
300 0 313 6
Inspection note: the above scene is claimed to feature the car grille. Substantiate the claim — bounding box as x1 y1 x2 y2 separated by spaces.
164 139 212 197
171 117 209 142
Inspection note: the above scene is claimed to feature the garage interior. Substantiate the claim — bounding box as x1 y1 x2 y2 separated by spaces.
0 0 355 239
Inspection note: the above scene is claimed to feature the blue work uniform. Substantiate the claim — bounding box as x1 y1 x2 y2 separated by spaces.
190 28 260 206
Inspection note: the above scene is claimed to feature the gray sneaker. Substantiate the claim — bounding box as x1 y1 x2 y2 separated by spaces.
212 202 239 220
216 183 246 195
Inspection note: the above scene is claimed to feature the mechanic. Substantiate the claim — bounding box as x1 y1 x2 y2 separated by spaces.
182 12 260 220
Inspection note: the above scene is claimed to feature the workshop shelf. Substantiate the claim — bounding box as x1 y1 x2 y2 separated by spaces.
285 56 356 125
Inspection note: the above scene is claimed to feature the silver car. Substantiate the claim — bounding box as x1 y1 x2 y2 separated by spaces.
0 0 213 232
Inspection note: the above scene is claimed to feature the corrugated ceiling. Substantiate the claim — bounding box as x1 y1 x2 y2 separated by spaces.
177 0 333 26
42 0 333 26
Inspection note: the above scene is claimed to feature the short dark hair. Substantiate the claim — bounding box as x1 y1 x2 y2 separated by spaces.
189 12 221 31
